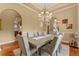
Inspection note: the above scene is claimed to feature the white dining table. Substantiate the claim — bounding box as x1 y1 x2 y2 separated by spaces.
28 34 54 49
28 34 55 55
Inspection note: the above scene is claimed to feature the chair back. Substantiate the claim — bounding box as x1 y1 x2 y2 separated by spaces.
51 37 58 47
28 32 34 38
47 36 58 55
17 33 31 56
34 32 38 37
52 33 64 55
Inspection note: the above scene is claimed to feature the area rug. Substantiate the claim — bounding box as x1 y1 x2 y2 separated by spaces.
58 44 69 56
13 44 69 56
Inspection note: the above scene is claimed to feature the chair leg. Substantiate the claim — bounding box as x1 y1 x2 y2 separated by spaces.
39 49 41 56
56 50 58 56
59 44 62 53
50 54 52 56
20 51 22 56
36 51 38 56
36 49 39 56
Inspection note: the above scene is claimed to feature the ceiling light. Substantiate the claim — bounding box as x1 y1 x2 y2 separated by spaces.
38 4 52 23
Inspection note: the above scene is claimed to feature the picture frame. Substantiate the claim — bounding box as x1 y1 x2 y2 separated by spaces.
66 24 72 29
62 19 68 24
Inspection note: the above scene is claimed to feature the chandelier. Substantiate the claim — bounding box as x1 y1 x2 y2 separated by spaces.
38 4 53 22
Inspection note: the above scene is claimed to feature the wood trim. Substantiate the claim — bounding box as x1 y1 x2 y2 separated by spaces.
0 41 19 56
0 41 19 52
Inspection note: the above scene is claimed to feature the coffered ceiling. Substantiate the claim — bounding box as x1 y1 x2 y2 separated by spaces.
23 3 76 13
33 3 58 9
23 3 58 12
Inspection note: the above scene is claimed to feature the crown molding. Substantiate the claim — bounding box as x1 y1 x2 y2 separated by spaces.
19 3 39 14
23 3 41 12
50 4 77 14
19 3 77 15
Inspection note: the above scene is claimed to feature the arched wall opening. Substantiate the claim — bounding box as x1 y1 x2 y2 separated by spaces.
0 9 22 42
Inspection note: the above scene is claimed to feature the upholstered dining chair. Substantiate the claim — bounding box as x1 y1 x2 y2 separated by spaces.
52 33 64 55
43 32 47 35
58 33 64 53
34 32 38 37
27 32 34 38
17 33 37 56
38 32 44 36
39 36 58 56
40 33 63 56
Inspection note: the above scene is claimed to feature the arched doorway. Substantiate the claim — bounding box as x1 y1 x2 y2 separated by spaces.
0 9 22 39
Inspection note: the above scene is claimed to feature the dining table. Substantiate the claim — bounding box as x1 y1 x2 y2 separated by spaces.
28 34 55 55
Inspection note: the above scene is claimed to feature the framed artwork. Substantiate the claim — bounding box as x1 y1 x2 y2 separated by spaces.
62 19 68 24
66 24 72 29
0 19 1 30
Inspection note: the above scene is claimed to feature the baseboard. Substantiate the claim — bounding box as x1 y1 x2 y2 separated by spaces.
0 40 16 46
61 41 69 45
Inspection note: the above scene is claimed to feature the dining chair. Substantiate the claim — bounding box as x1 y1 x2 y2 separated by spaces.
53 33 64 55
58 33 64 53
43 32 47 35
38 32 44 36
34 32 38 37
27 32 34 38
17 33 37 56
39 36 58 56
40 33 63 56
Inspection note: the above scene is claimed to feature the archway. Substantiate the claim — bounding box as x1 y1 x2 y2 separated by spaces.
0 9 22 39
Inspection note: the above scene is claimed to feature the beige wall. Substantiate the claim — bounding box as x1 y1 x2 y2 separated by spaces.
52 5 78 43
0 3 78 45
0 3 41 44
77 4 79 47
53 5 77 33
22 9 41 32
77 4 79 32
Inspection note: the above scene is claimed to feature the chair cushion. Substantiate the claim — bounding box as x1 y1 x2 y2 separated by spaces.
29 43 37 55
30 48 37 55
41 37 58 55
41 44 54 54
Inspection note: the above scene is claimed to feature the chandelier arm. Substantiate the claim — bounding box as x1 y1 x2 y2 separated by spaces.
38 3 52 24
